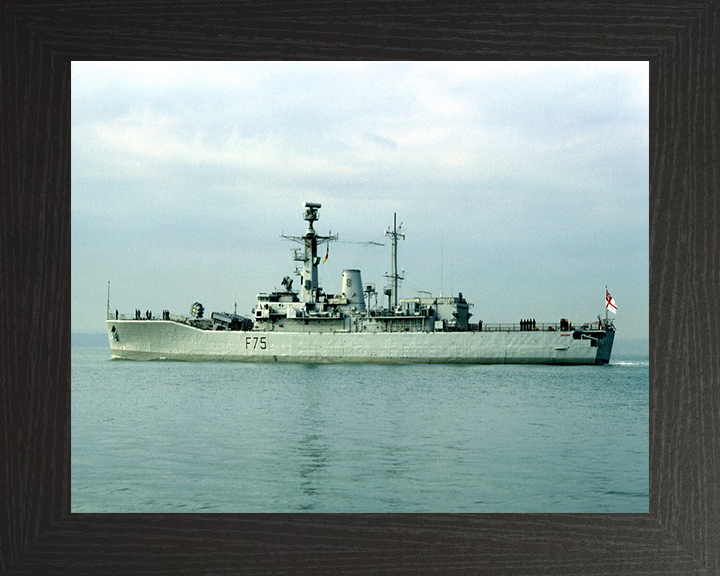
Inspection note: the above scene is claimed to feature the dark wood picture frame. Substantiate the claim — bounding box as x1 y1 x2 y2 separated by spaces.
2 2 717 574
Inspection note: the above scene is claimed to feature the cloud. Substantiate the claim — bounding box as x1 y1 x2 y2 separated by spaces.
72 62 648 340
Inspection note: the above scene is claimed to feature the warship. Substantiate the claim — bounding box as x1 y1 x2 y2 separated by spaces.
106 202 615 364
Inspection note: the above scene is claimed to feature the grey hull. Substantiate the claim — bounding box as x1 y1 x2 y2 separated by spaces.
107 320 612 365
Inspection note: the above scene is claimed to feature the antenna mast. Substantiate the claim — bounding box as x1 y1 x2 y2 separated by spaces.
385 213 405 309
280 202 337 303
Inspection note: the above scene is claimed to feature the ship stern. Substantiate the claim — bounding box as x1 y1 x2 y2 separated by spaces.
594 327 615 364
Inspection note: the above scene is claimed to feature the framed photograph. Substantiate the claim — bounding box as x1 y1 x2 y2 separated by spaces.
2 3 716 574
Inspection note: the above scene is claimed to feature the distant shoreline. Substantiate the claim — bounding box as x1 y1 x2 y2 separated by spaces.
72 333 109 348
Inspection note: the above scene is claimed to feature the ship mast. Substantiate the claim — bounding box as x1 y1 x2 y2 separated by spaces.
281 202 337 304
385 213 405 310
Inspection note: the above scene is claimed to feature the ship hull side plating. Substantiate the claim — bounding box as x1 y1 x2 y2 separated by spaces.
107 320 606 364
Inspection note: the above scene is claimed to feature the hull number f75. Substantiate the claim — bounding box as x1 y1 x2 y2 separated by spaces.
246 336 267 350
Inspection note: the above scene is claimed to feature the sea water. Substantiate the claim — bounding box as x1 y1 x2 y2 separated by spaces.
71 347 648 513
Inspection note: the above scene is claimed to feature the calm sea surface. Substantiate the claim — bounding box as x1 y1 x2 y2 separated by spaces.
72 347 648 513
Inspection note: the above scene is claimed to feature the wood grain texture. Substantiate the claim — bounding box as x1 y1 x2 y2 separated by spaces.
1 1 717 574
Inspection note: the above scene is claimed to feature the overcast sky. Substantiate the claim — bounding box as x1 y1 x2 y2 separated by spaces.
72 61 648 345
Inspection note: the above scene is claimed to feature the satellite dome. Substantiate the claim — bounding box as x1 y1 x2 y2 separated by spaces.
190 302 204 318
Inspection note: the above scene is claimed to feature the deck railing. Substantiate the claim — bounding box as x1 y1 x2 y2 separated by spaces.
470 322 563 332
107 312 185 322
106 311 608 333
467 321 605 332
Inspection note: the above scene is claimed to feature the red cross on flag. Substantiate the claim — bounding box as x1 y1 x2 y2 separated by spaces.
606 289 617 314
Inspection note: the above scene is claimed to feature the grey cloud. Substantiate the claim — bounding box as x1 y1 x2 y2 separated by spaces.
72 62 648 341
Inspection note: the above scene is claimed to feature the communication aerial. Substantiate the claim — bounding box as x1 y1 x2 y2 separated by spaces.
384 213 405 309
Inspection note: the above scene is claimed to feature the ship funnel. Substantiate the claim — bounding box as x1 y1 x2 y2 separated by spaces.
341 269 366 312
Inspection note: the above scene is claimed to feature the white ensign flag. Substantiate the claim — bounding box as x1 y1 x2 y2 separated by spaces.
605 289 617 314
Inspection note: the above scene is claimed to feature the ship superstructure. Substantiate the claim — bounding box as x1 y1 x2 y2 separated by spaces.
107 202 615 364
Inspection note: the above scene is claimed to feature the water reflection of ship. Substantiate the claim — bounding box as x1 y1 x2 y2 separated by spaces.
295 386 329 511
297 431 328 512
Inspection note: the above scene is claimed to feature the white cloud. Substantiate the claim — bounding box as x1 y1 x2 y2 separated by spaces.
72 61 648 341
